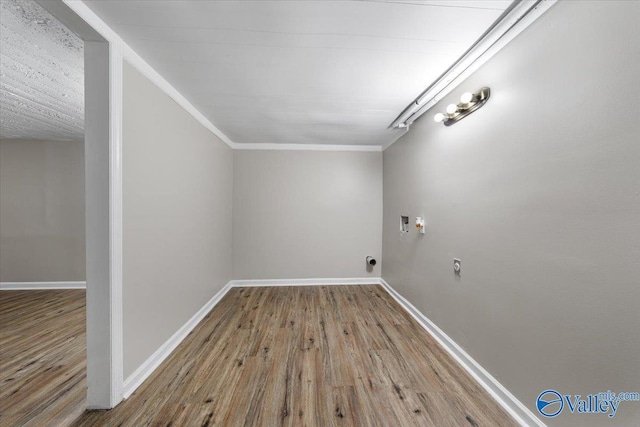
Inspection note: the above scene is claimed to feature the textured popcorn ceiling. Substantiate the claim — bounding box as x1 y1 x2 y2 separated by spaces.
0 0 84 141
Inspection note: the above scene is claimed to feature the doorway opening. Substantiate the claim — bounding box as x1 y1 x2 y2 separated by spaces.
1 0 123 421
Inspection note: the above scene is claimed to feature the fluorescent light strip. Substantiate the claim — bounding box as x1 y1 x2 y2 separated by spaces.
389 0 557 130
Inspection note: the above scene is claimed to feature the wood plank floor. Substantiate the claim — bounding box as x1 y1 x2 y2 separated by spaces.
67 285 515 427
0 290 86 427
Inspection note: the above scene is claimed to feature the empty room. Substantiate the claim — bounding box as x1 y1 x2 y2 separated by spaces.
0 0 638 426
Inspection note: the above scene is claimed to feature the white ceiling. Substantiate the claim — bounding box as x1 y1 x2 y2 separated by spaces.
0 0 84 141
84 0 511 147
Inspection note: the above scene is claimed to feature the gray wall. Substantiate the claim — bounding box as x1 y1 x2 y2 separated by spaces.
382 2 640 426
0 139 85 282
233 150 382 280
123 62 233 378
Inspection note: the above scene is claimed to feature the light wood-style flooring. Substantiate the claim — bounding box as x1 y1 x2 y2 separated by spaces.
0 290 86 427
1 286 516 426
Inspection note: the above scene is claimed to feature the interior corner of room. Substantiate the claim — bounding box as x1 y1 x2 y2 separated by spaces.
1 0 639 426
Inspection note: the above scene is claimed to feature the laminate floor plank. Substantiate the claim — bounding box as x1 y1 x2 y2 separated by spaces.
0 290 86 427
2 286 517 426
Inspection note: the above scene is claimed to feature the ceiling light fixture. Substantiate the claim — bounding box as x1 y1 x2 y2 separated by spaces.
433 113 445 123
434 87 490 127
459 92 474 105
388 0 556 131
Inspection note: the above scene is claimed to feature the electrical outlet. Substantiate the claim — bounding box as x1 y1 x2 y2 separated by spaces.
400 215 409 233
453 259 461 275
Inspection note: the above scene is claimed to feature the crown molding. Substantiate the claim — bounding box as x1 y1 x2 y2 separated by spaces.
54 1 557 155
233 143 381 152
120 45 236 150
54 1 388 153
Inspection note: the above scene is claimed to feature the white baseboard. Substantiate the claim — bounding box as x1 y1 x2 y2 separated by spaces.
122 280 234 399
0 281 86 290
378 278 544 427
121 276 541 427
230 277 381 287
122 277 379 398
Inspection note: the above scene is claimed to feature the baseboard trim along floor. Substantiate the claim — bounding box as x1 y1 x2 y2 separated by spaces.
122 277 543 426
378 278 545 427
0 281 87 290
230 277 380 287
122 281 234 398
122 278 373 397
